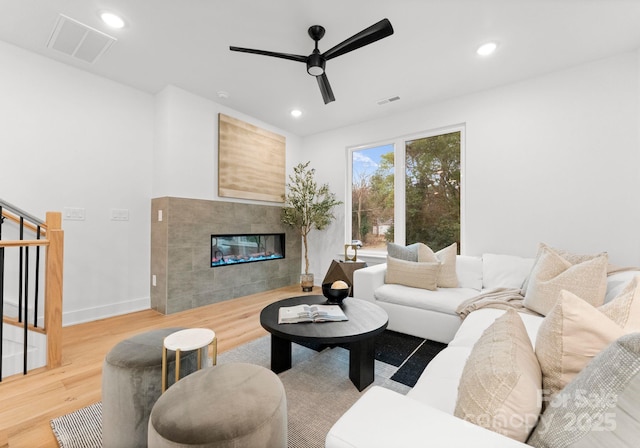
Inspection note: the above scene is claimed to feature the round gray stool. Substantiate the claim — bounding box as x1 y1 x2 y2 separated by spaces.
102 327 199 448
148 363 287 448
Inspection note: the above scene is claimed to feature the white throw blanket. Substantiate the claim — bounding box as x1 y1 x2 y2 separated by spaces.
455 287 539 320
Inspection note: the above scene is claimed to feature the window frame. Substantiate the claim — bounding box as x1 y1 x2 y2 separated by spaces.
346 124 466 258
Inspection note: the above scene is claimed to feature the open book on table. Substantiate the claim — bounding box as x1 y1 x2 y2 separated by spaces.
278 304 348 324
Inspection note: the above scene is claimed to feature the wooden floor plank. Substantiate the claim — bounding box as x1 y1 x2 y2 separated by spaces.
0 285 315 447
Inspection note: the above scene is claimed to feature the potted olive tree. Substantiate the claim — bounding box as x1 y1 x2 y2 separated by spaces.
282 161 342 291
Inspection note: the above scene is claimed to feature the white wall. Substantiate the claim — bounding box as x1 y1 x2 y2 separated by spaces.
0 40 155 325
152 85 302 200
302 51 640 275
3 38 638 323
0 43 305 325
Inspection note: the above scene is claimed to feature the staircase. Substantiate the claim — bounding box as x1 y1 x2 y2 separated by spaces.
0 199 64 380
2 324 46 378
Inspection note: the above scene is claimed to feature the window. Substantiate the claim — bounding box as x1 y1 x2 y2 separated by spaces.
348 126 463 253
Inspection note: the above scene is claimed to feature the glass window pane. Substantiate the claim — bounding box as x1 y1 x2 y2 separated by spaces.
405 131 461 250
351 144 394 250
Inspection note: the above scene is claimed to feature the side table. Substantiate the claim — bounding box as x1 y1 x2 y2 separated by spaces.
162 328 217 392
322 259 368 297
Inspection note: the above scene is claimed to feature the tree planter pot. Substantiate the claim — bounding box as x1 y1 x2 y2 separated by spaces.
300 273 314 292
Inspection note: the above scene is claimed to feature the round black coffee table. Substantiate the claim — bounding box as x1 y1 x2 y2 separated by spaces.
260 295 388 391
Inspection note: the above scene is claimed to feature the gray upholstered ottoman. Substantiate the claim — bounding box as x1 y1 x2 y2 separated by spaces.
102 327 199 448
148 363 287 448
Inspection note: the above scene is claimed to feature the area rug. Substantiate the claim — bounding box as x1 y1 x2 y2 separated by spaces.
50 402 102 448
50 331 442 447
299 329 447 387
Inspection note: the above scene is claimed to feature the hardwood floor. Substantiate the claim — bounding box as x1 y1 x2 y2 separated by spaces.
0 285 317 447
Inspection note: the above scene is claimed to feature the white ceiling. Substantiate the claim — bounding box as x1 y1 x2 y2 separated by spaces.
1 0 640 137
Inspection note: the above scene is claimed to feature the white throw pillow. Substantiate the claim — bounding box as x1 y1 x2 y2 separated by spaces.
456 255 483 290
482 254 535 290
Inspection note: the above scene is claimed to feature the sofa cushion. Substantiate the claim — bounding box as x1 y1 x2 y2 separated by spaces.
523 246 607 315
454 310 542 442
457 255 483 290
374 283 479 315
535 290 625 401
326 386 530 448
482 254 535 290
385 255 440 290
528 332 640 448
448 308 544 350
408 346 472 414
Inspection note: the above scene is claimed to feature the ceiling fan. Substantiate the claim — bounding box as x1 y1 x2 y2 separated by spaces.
229 18 394 104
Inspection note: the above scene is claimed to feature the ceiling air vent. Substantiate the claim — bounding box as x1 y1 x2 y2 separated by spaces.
46 14 116 63
376 96 401 106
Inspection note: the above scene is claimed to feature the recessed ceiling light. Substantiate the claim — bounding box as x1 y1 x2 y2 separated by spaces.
476 42 498 56
100 11 125 29
290 109 302 118
217 91 229 99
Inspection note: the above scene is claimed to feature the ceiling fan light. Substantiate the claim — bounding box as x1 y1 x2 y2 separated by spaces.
306 52 325 76
308 66 324 76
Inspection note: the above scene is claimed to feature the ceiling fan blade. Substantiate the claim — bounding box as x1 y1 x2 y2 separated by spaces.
229 46 307 63
317 73 335 104
323 18 394 61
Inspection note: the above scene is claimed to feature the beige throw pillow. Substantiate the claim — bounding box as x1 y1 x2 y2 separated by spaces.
599 274 640 331
522 243 606 295
523 246 607 315
418 242 458 288
454 309 542 442
385 255 440 290
535 290 625 402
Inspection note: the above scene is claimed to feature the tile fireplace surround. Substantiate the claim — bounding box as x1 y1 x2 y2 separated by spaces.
151 197 302 314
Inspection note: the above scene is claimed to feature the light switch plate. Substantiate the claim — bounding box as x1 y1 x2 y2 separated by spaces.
63 207 85 221
111 208 129 221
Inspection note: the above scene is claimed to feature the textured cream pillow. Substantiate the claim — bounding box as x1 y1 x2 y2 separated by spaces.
523 246 607 315
522 243 606 295
599 274 640 331
528 333 640 448
418 242 458 288
385 255 440 290
454 309 542 442
535 290 625 402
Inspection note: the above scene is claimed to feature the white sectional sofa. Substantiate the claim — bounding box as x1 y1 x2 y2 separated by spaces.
353 253 535 343
326 307 543 448
327 248 640 448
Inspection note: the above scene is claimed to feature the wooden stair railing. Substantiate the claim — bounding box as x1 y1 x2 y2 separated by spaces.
0 208 64 375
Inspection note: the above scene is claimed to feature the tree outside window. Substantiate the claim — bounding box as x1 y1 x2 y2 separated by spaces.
350 129 461 252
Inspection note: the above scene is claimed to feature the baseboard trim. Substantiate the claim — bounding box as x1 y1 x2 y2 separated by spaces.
62 297 151 327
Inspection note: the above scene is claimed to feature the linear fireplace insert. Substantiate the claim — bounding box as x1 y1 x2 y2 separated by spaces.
211 233 285 267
